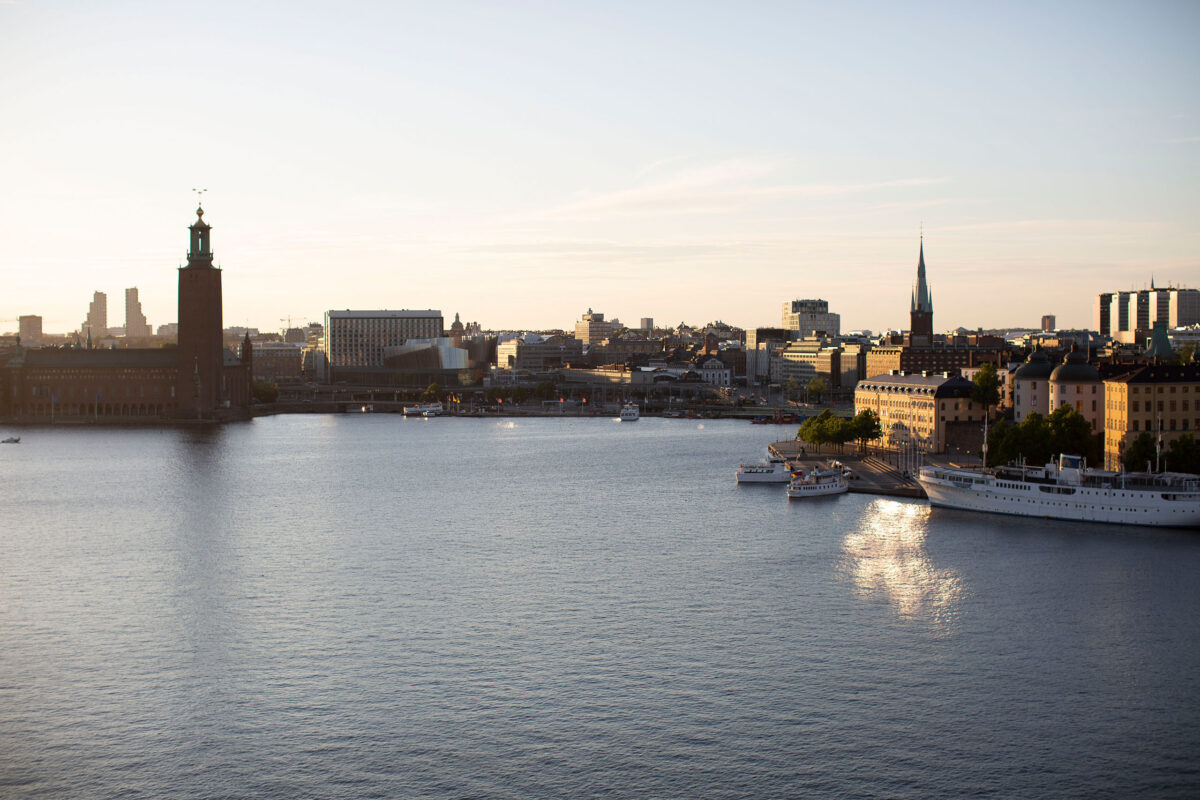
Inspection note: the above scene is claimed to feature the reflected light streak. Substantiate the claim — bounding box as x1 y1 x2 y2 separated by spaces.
842 500 964 631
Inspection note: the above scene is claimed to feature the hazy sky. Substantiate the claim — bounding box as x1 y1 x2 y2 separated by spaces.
2 1 1198 335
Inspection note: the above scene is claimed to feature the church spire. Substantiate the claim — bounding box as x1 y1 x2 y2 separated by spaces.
913 235 932 313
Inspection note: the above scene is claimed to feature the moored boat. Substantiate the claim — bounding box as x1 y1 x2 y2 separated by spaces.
403 403 443 417
736 455 790 483
917 454 1200 528
1 436 19 444
786 467 849 499
619 403 640 422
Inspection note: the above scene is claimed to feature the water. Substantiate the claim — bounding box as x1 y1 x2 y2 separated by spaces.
2 416 1198 798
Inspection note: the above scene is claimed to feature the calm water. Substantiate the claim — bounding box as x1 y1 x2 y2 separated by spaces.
2 416 1198 799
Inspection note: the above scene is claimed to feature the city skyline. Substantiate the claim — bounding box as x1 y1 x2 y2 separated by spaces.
2 1 1198 334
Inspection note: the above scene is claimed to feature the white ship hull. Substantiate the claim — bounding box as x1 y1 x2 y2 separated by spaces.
786 470 848 499
736 459 790 483
919 466 1200 528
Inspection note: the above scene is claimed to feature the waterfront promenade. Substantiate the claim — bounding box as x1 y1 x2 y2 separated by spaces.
767 439 982 499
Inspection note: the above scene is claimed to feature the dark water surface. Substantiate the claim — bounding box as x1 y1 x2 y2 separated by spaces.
2 416 1198 799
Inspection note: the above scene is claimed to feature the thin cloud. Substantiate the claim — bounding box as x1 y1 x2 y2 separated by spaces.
533 160 948 221
1166 136 1200 144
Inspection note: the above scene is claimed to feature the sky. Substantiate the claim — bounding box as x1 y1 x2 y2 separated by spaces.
2 0 1198 336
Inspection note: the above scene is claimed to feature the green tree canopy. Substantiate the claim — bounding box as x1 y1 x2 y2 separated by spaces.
534 380 557 400
1166 434 1200 474
420 382 444 402
985 406 1098 467
807 376 827 401
971 363 1001 412
251 380 278 404
1122 432 1157 472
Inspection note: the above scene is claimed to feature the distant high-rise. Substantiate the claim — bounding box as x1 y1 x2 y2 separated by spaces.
1041 314 1056 332
1094 285 1200 342
640 317 654 332
125 287 152 339
18 315 43 347
82 291 107 340
781 299 839 337
909 238 933 347
575 309 619 345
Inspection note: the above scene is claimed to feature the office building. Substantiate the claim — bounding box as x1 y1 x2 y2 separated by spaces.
574 309 619 346
18 315 42 348
324 309 444 369
781 299 839 337
1041 315 1056 332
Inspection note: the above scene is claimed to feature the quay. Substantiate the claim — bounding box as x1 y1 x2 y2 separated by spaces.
769 440 927 499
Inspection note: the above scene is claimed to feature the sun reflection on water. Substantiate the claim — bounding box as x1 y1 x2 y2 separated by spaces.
842 499 964 631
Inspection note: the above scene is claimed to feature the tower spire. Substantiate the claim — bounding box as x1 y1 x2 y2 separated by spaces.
913 235 932 313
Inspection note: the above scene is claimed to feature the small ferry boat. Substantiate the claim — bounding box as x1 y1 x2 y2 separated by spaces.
619 403 640 422
786 467 849 499
736 456 790 484
403 403 443 417
918 454 1200 528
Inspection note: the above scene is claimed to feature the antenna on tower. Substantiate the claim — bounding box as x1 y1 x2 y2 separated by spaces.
192 187 208 208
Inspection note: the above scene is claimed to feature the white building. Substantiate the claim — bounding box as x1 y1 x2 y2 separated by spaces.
1095 286 1200 342
324 309 444 368
781 299 840 337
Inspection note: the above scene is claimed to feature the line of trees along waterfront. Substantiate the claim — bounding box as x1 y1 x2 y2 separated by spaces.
795 409 882 453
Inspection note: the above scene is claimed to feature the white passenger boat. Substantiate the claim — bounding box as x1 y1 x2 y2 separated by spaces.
404 403 442 417
786 468 849 499
619 403 640 422
736 456 790 484
918 454 1200 528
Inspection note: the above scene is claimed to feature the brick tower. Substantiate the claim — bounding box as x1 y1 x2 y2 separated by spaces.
177 205 224 418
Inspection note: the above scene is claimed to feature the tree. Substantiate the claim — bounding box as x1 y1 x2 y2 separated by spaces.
1166 434 1200 474
251 380 278 404
420 382 444 402
534 380 557 401
784 375 799 401
850 409 882 448
806 376 827 403
797 409 834 451
1046 405 1098 464
971 363 1001 416
1122 432 1157 472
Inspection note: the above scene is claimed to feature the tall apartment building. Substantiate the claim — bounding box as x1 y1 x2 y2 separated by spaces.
781 299 840 337
81 291 107 340
125 287 152 339
1095 287 1200 342
18 315 43 347
574 309 619 346
1041 315 1056 332
323 309 444 368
